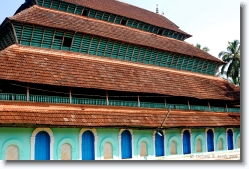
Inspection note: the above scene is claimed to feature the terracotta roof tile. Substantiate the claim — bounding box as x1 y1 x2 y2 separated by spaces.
9 5 224 63
0 45 240 100
0 101 240 128
61 0 190 36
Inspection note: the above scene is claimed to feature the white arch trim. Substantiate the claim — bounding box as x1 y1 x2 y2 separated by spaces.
118 129 134 160
1 140 24 160
57 138 76 160
78 128 98 160
226 128 234 150
30 128 54 160
181 129 192 154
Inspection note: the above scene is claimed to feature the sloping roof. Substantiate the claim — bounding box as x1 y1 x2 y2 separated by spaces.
61 0 190 36
0 45 240 101
0 102 240 128
9 5 224 64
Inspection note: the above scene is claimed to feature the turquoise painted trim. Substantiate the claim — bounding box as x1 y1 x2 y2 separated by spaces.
136 137 151 157
167 136 181 155
193 135 205 153
235 133 240 149
1 139 24 160
99 137 117 159
57 138 76 160
216 134 226 151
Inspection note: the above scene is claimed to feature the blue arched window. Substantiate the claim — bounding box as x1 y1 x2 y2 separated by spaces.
35 131 50 160
227 129 234 150
183 130 191 154
207 129 214 152
155 131 164 156
121 130 132 159
82 130 95 160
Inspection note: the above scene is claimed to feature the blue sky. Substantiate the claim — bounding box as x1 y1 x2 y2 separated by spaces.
0 0 240 57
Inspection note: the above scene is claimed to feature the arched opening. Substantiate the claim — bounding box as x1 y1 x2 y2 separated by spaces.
82 130 95 160
170 141 177 155
238 136 240 149
207 129 214 152
121 130 132 159
196 139 202 152
218 138 223 150
35 131 50 160
104 142 113 160
140 141 147 157
227 129 234 150
155 131 164 156
61 143 72 160
6 145 19 160
183 130 191 154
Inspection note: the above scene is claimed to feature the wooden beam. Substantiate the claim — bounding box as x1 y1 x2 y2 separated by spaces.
110 41 117 58
19 24 24 44
107 14 112 22
191 58 197 71
78 34 85 52
103 39 110 56
42 0 45 6
106 91 109 106
117 42 124 58
40 28 46 47
70 32 76 51
95 37 102 56
49 0 53 8
51 29 56 49
185 57 191 70
87 36 94 54
130 45 136 61
154 50 160 65
69 87 72 104
160 109 171 128
136 46 143 62
138 95 140 107
60 31 66 50
29 25 35 46
200 60 205 73
124 44 130 60
73 5 78 14
58 1 61 10
27 83 29 102
101 12 106 20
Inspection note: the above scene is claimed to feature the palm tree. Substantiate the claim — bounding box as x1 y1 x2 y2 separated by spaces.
218 40 240 86
194 43 210 53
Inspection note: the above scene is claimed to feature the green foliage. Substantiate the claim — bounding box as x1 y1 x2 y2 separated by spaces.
218 40 240 86
193 43 210 53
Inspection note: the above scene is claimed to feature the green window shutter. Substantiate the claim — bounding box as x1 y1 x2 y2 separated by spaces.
42 28 54 48
131 46 140 62
71 34 83 52
75 6 83 15
176 55 184 69
171 54 178 68
125 45 134 61
148 26 153 33
112 42 121 58
127 19 134 27
37 0 43 6
67 4 76 13
192 59 199 72
89 10 97 18
95 11 103 20
156 51 163 66
62 32 73 51
142 24 149 31
161 52 168 66
43 0 52 8
201 61 209 73
109 15 116 23
81 35 91 53
137 48 146 63
118 43 128 60
149 50 157 64
59 2 68 11
181 57 188 70
168 31 173 38
21 25 33 46
163 29 169 36
166 54 173 67
97 38 107 56
14 23 22 43
31 27 44 47
177 34 182 40
102 13 110 21
132 21 139 28
187 58 194 71
144 49 152 64
197 60 203 73
89 37 99 55
104 41 114 57
152 27 159 34
51 0 60 9
52 30 63 50
114 16 122 24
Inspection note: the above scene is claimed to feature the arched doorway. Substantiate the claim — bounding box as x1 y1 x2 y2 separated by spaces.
207 129 214 152
227 129 234 150
35 131 50 160
155 131 164 156
183 130 191 154
121 130 132 159
82 130 95 160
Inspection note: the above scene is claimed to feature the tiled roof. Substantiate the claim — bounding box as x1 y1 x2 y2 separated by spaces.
61 0 190 36
0 45 240 101
9 5 224 64
0 102 240 128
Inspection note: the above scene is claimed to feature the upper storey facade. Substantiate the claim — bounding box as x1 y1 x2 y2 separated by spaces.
16 0 191 40
0 2 224 76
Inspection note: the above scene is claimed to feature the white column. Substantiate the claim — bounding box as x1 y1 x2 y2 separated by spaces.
30 137 35 160
190 133 192 154
152 135 155 157
79 137 82 160
205 132 208 152
95 136 98 160
132 135 134 159
180 134 183 155
50 136 54 160
226 132 228 150
118 135 121 159
164 133 166 156
213 131 216 151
